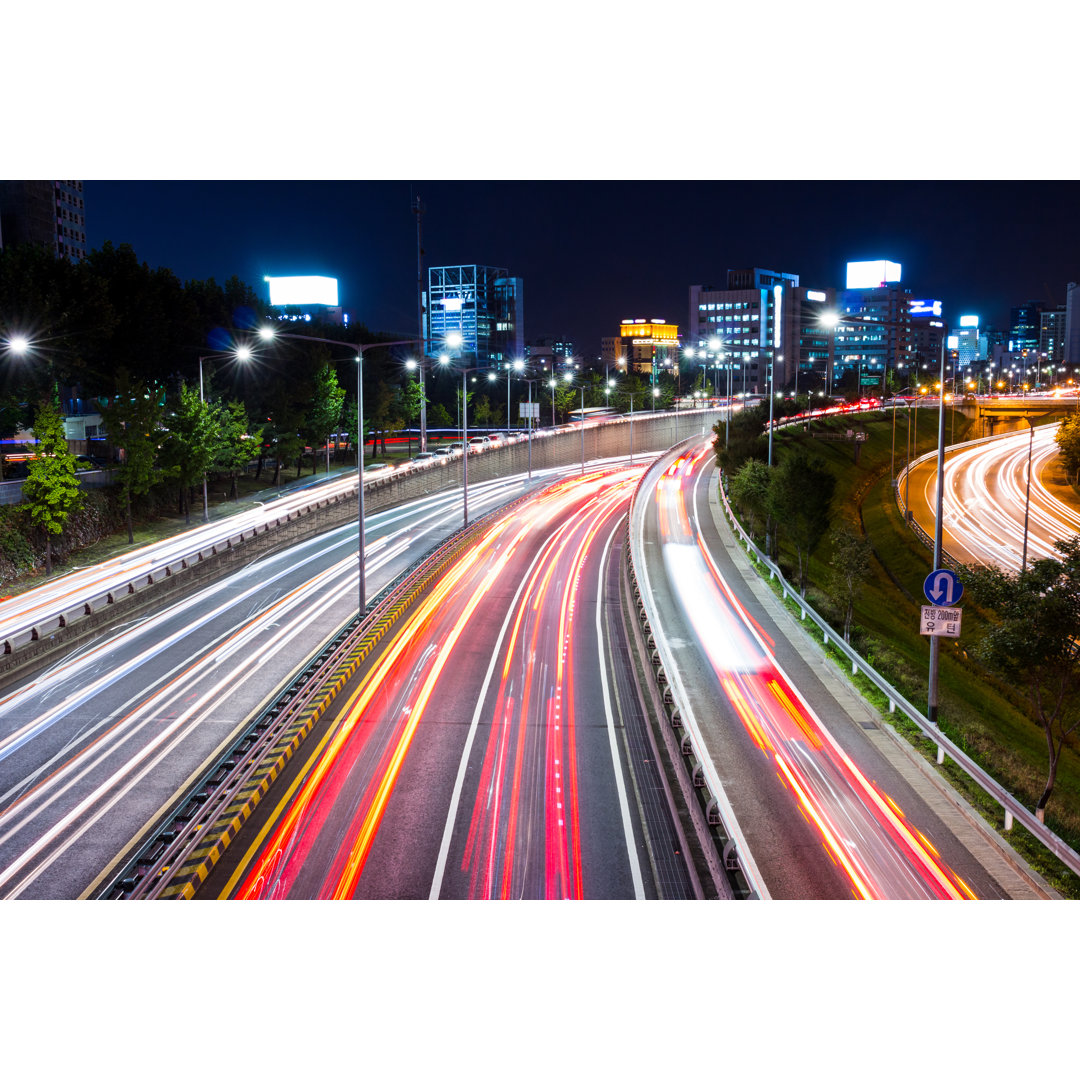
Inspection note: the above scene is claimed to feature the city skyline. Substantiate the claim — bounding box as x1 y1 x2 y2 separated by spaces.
83 181 1080 359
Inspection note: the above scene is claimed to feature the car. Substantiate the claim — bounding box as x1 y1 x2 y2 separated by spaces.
412 452 437 463
364 461 393 473
433 447 454 458
468 437 490 452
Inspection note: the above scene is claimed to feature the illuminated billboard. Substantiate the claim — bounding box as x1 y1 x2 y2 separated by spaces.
959 314 979 327
910 299 943 317
846 260 902 289
265 275 339 306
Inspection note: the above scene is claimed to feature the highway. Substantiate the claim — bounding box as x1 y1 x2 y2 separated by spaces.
634 437 1032 898
0 469 571 899
207 466 698 900
903 422 1080 571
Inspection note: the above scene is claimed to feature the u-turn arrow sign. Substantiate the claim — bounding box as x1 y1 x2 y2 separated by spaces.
924 568 963 606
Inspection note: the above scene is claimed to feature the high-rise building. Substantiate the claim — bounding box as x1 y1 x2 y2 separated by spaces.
424 264 524 368
1066 282 1080 369
908 300 948 389
1009 301 1044 353
0 180 86 261
830 261 913 393
1039 306 1068 373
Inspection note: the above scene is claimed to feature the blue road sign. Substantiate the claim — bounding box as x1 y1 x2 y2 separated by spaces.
924 568 963 606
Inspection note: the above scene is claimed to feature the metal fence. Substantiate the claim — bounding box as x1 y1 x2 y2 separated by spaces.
718 473 1080 880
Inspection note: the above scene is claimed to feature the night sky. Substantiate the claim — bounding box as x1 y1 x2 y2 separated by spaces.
83 180 1079 359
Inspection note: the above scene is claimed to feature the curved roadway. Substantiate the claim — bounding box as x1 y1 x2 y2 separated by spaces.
634 437 1047 899
904 422 1080 571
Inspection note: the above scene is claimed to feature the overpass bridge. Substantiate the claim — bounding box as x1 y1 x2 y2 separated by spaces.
971 393 1078 437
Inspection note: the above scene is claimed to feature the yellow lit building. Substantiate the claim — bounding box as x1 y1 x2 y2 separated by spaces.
609 318 680 378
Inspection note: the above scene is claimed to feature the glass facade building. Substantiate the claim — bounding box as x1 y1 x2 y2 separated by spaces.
424 264 524 368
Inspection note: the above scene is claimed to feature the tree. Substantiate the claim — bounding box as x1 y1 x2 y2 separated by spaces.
215 400 259 500
100 383 169 543
398 377 425 456
963 536 1080 821
1054 413 1080 483
713 403 769 475
159 381 220 524
428 401 452 430
22 400 82 575
768 455 836 596
727 458 771 541
305 362 346 473
828 524 874 643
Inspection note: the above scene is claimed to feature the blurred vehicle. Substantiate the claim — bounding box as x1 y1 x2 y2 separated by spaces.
364 462 393 473
412 452 437 463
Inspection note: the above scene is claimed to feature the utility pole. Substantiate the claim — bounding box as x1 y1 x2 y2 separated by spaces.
413 193 428 452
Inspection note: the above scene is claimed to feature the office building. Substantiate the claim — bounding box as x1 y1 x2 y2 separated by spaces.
688 268 807 395
0 180 86 261
908 300 948 388
424 265 524 368
1039 306 1068 374
614 319 680 381
525 338 575 377
1010 301 1043 353
829 261 913 393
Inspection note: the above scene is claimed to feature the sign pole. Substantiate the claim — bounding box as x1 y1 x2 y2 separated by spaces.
928 339 948 752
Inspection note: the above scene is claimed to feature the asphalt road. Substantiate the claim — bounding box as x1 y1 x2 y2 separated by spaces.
633 437 1046 899
205 465 699 900
0 471 554 899
904 422 1080 570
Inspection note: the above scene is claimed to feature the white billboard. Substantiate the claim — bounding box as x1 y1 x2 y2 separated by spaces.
846 260 902 289
266 275 339 306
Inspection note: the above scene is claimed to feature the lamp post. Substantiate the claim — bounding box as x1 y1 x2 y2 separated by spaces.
518 374 542 481
927 335 949 736
459 363 497 527
259 326 457 616
1021 415 1037 574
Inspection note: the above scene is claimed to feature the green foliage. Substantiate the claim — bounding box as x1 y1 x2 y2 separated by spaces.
713 403 769 474
962 537 1080 815
159 382 220 521
829 524 874 642
306 362 347 472
768 454 836 596
727 459 771 540
22 400 83 574
100 383 170 542
1054 413 1080 482
214 400 259 498
428 401 452 429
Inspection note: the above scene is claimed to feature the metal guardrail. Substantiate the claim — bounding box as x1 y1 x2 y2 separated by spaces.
718 473 1080 880
626 442 764 899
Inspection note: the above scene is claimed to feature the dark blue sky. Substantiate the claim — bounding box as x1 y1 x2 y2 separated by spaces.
85 180 1080 357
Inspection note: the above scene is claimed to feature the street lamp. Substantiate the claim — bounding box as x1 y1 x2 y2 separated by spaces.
196 344 253 524
258 326 451 617
457 362 499 527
